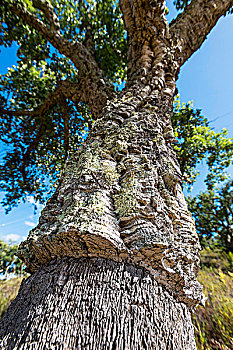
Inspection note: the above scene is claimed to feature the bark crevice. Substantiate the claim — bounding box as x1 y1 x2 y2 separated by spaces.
0 257 197 350
18 83 204 308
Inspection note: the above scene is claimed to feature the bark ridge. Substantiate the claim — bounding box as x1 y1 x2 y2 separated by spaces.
0 257 197 350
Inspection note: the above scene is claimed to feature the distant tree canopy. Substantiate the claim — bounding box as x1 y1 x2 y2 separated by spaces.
0 239 24 276
188 180 233 252
172 99 233 191
172 100 233 252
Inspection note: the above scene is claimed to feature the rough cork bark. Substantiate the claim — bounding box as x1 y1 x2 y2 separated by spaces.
0 258 197 350
16 86 204 308
0 86 202 349
1 0 233 348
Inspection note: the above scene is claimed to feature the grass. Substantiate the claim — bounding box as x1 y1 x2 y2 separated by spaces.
192 268 233 350
0 277 23 318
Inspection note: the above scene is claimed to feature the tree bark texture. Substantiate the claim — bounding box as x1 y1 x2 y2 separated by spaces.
0 7 205 344
0 258 197 350
16 83 204 306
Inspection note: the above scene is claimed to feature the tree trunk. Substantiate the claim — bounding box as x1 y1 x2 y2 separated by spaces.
0 84 204 349
0 257 197 350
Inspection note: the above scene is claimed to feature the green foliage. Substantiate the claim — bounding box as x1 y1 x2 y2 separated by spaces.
0 59 88 211
0 0 127 212
0 239 25 276
50 0 127 83
187 180 233 252
0 0 127 84
172 99 233 253
172 97 233 191
0 0 50 62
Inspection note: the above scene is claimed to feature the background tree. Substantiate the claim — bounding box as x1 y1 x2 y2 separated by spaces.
188 180 233 252
171 100 233 252
1 0 233 349
172 98 233 191
0 239 24 277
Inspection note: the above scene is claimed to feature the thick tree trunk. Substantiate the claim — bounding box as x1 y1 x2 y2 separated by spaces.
0 14 204 345
0 85 203 349
0 258 197 350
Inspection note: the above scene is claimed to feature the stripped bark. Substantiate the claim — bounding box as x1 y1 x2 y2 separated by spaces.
0 258 197 350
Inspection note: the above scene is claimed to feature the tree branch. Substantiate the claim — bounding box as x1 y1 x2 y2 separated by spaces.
0 81 80 118
32 0 60 31
120 0 167 33
170 0 233 67
9 1 114 117
119 0 169 85
60 96 70 160
21 123 46 182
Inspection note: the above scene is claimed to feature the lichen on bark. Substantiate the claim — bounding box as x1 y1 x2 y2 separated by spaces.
17 87 204 308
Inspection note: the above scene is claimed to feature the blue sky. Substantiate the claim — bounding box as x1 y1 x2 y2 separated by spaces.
0 0 233 244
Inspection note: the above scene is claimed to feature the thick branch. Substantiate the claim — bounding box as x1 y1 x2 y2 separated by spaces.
21 123 46 182
32 0 60 30
119 0 167 35
170 0 233 67
0 81 80 118
10 1 66 53
9 1 114 116
119 0 171 86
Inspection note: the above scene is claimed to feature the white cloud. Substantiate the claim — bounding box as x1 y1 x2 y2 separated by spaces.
26 196 44 211
4 234 20 242
27 196 36 204
25 221 36 228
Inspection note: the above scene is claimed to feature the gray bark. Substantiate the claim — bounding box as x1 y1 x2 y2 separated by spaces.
0 84 203 349
17 85 204 307
0 12 205 344
0 258 197 350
